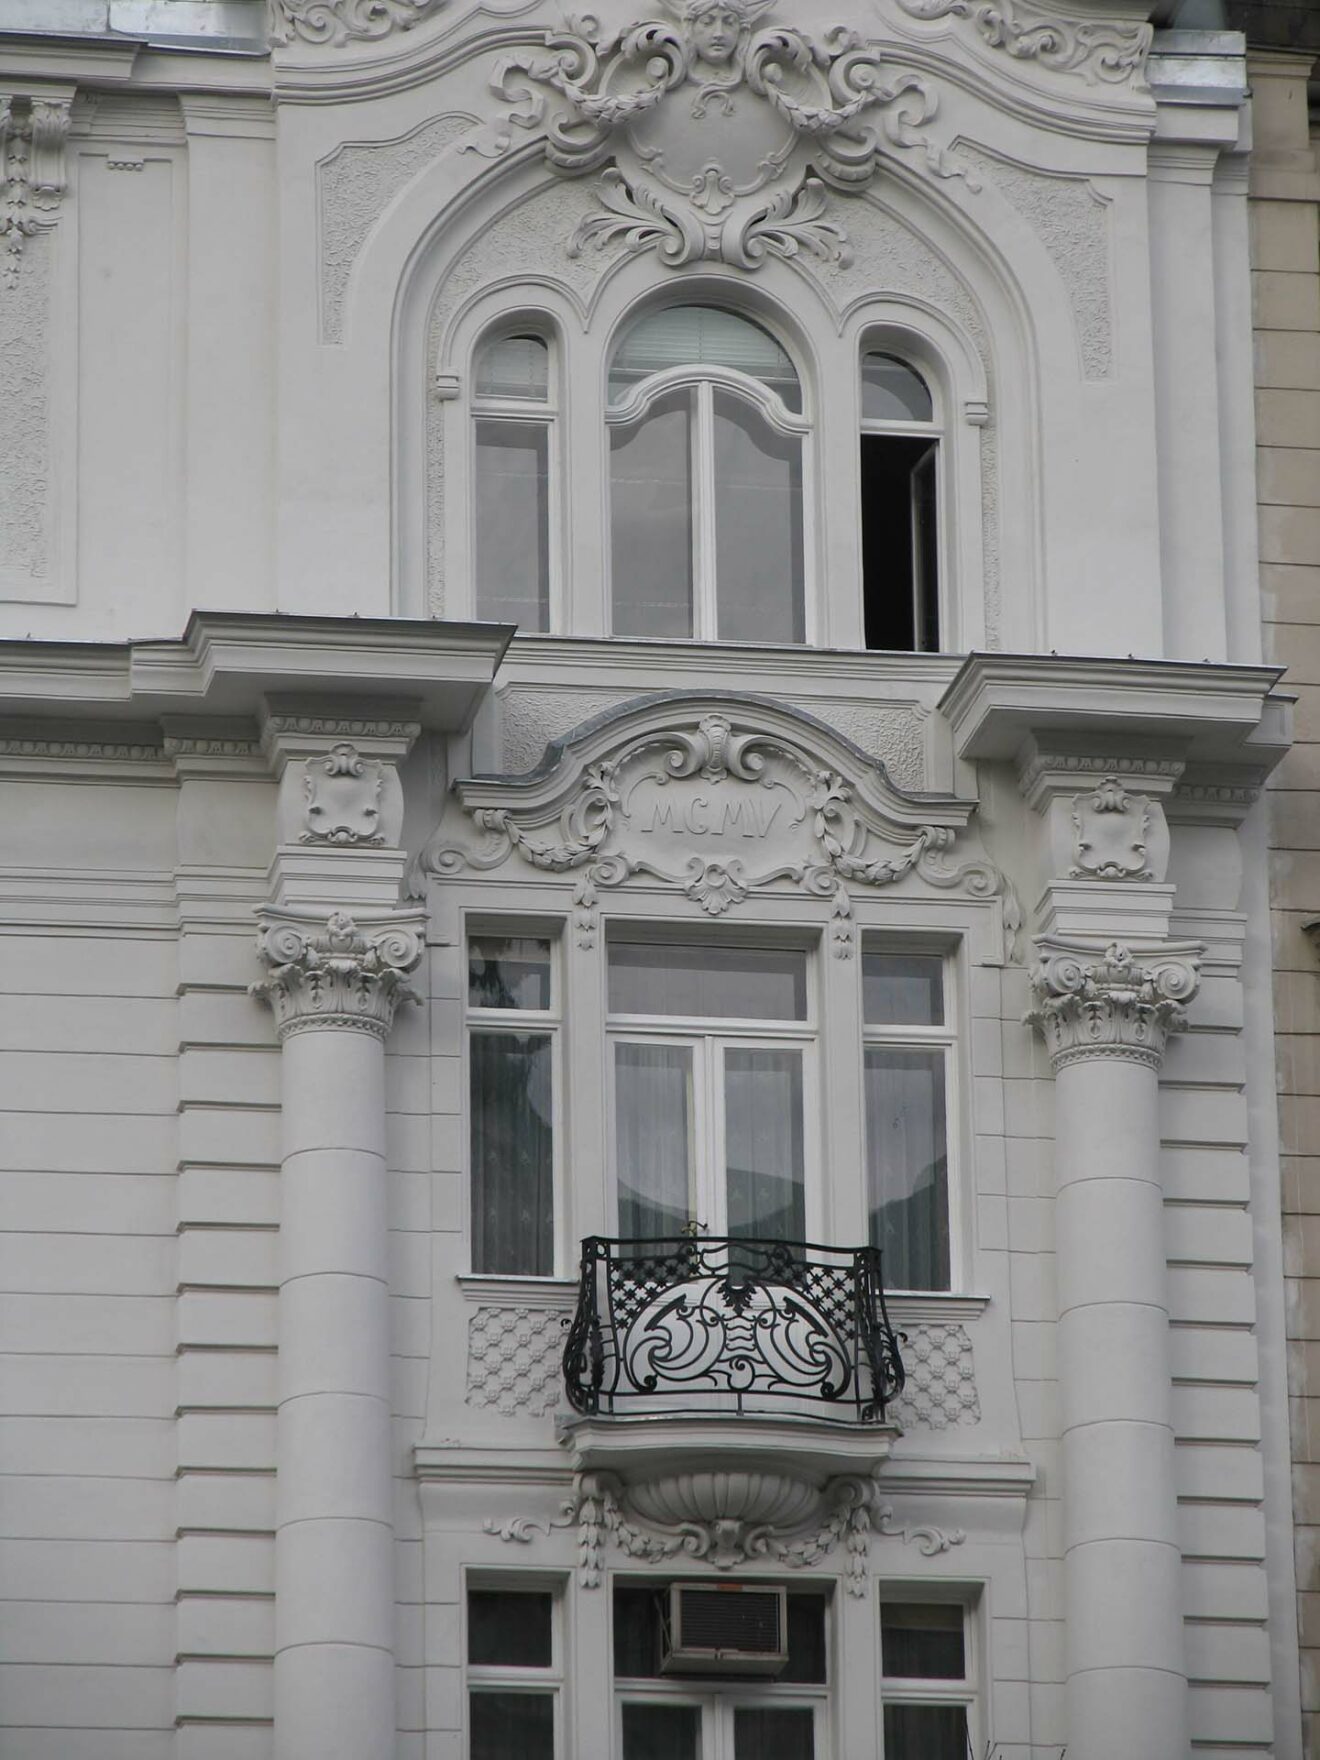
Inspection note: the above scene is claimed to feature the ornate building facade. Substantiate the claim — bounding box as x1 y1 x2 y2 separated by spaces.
0 1 1310 1756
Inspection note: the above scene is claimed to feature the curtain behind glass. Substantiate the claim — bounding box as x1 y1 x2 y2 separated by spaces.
470 1032 553 1274
724 1048 805 1242
615 1042 694 1239
474 420 549 630
865 1047 948 1289
611 389 693 638
881 1705 967 1759
470 1693 554 1760
621 1704 700 1760
734 1707 814 1759
713 389 803 645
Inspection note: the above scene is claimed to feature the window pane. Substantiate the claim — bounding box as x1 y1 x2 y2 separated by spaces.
734 1707 814 1759
611 305 800 412
862 952 944 1026
621 1703 701 1760
725 1048 805 1242
469 937 552 1010
861 352 932 422
882 1704 967 1758
611 389 693 638
865 1048 948 1290
608 944 807 1021
616 1043 694 1240
614 1586 665 1679
476 333 549 401
782 1594 828 1685
475 420 549 631
468 1590 553 1667
470 1691 554 1760
713 389 804 646
470 1032 553 1274
881 1602 965 1679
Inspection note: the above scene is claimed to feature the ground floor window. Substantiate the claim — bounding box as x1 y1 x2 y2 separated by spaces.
879 1599 975 1757
467 1581 562 1759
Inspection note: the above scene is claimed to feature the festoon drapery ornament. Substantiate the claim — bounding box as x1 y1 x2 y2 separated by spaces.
252 909 424 1039
1025 938 1200 1072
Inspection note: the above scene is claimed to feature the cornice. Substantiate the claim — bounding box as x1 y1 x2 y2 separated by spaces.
501 635 962 692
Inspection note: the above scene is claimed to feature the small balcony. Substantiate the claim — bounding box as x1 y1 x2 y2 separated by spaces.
562 1234 906 1427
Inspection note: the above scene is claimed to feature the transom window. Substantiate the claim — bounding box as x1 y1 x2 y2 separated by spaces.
473 329 554 632
608 940 812 1243
608 305 807 645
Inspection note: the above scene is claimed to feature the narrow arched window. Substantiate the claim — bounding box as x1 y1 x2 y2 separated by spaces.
472 330 553 631
607 305 807 644
860 351 940 652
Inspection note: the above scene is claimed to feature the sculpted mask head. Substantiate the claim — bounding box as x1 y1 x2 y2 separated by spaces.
679 0 772 66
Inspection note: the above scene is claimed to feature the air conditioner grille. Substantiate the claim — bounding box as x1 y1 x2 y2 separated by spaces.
677 1587 783 1654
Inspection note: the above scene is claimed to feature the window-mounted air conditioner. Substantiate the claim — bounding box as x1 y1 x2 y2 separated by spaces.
661 1582 789 1677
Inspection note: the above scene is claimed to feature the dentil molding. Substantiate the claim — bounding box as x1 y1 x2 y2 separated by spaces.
460 1 973 272
1025 937 1201 1071
251 907 425 1038
893 0 1150 86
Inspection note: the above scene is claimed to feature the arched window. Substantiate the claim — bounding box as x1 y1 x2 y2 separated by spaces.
472 329 554 631
859 350 940 652
607 305 808 644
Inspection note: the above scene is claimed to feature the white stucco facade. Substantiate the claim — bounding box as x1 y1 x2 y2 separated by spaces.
0 2 1306 1756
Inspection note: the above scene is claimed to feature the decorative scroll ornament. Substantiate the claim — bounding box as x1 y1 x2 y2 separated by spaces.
462 2 971 270
1025 938 1201 1071
251 909 424 1039
414 699 1013 954
0 96 73 289
1069 776 1152 881
268 0 448 48
302 743 386 845
894 0 1150 86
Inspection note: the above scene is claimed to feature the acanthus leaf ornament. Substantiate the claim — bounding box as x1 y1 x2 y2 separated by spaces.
251 908 425 1040
894 0 1150 86
462 2 974 272
0 96 72 290
1025 938 1201 1071
268 0 449 48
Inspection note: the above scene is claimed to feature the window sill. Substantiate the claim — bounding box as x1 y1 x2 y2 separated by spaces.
457 1273 577 1307
887 1292 990 1325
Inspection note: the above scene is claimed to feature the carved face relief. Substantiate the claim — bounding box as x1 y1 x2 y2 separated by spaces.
689 5 744 65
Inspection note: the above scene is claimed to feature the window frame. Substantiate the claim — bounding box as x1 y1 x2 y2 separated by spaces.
860 942 960 1294
470 322 562 634
877 1592 980 1758
465 1574 566 1760
464 923 564 1278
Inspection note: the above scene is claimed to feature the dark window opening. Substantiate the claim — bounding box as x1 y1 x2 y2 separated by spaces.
861 434 939 653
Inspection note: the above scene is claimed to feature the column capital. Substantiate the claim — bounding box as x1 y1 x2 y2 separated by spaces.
1025 937 1201 1072
252 908 424 1041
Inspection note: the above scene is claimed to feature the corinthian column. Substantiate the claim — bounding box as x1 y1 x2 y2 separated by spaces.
253 908 424 1760
1026 939 1201 1760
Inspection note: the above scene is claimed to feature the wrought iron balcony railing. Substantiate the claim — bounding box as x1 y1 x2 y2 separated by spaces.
562 1235 906 1424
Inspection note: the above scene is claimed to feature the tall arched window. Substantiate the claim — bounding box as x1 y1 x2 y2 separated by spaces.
859 350 940 652
607 305 807 644
472 329 554 631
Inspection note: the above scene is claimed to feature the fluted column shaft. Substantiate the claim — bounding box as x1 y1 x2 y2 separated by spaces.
254 910 423 1760
1028 940 1200 1760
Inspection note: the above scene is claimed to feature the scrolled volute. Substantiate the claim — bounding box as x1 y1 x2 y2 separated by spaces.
252 908 424 1040
1025 938 1201 1071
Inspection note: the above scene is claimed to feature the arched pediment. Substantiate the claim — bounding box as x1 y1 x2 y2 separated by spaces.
415 693 1017 950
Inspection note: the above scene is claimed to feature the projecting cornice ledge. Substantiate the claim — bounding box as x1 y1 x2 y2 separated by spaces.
939 652 1290 776
0 611 514 734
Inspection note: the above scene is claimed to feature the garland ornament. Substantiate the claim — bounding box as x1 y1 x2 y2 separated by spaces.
461 1 974 269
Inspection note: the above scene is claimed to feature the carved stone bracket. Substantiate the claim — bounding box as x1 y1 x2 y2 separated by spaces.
302 743 387 846
251 908 424 1039
1025 937 1201 1072
1069 776 1153 881
894 0 1150 86
485 1468 963 1595
461 3 973 272
0 95 73 290
415 697 1017 955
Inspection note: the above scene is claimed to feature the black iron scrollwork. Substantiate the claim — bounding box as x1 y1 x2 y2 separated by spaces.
563 1235 905 1423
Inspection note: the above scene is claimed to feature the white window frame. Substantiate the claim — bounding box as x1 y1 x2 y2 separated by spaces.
470 323 562 633
877 1592 980 1758
464 922 564 1278
605 936 821 1242
860 942 959 1294
465 1574 566 1760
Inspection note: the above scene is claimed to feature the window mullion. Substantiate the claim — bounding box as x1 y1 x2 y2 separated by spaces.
695 381 719 641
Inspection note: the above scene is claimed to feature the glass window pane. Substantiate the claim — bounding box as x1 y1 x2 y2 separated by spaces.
615 1043 695 1240
621 1703 701 1760
734 1706 814 1759
725 1048 805 1242
476 333 550 401
713 389 804 646
608 944 807 1022
470 1032 553 1275
781 1594 828 1685
468 1590 553 1667
469 937 552 1010
861 352 932 423
475 420 549 631
611 305 800 412
882 1704 967 1758
470 1691 554 1760
881 1602 965 1679
862 952 944 1026
614 1586 665 1679
865 1048 948 1290
611 389 694 639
